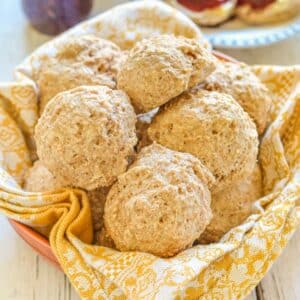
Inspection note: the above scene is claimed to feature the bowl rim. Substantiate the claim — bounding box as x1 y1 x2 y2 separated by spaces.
8 50 237 269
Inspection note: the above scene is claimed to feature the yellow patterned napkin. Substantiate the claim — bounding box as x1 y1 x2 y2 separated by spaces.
0 1 299 299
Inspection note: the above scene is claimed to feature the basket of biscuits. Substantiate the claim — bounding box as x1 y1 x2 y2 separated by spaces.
1 1 300 299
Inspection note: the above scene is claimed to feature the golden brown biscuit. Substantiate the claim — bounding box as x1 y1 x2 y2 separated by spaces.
148 89 259 191
198 164 263 243
104 143 214 257
202 62 272 134
24 160 67 192
35 85 137 190
167 0 237 26
117 35 217 113
236 0 300 24
33 35 125 113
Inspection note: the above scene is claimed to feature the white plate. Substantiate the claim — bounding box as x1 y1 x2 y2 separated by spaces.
202 16 300 48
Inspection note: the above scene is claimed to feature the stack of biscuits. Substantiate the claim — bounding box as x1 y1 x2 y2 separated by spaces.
24 34 271 257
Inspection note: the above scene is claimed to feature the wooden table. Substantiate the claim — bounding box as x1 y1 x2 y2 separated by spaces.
0 1 299 299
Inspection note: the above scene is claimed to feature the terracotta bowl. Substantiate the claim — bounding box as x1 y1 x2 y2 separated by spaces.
9 50 237 269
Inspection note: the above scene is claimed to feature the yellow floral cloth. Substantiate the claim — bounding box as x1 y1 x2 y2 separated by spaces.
0 1 299 299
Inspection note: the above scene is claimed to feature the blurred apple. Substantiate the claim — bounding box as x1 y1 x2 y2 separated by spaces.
22 0 93 35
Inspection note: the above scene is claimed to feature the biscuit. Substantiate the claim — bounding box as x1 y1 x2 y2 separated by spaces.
203 62 271 134
167 0 237 26
198 164 263 243
33 35 125 113
118 35 217 112
104 143 214 257
236 0 300 24
35 85 137 190
148 89 259 190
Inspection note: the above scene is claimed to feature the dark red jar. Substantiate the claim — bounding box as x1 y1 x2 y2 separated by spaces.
22 0 93 35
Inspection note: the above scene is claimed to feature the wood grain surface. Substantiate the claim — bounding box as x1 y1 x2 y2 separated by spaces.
0 1 299 299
